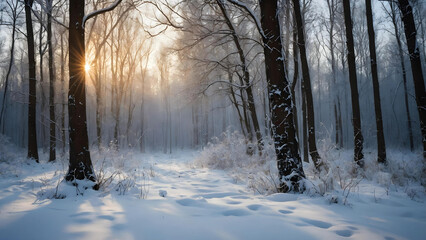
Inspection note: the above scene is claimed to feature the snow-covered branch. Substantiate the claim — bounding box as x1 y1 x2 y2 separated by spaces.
82 0 123 29
225 0 266 39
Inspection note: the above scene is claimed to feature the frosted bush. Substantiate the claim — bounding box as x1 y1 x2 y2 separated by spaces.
194 131 279 194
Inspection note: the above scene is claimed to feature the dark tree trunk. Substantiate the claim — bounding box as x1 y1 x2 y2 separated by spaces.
0 1 17 132
24 0 39 162
291 24 300 159
397 0 426 158
388 2 414 151
342 0 364 167
66 0 95 182
259 0 305 192
365 0 386 164
301 83 309 164
326 0 343 149
60 33 66 155
39 12 47 153
216 0 263 152
48 0 56 162
292 0 323 169
228 71 247 138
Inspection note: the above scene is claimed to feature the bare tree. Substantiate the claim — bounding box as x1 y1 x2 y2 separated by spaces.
343 0 364 167
365 0 386 163
47 0 55 162
383 1 414 151
397 0 426 158
24 0 39 162
0 0 22 132
292 0 324 170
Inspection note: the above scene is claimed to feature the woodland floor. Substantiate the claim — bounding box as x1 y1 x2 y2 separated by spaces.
0 149 425 240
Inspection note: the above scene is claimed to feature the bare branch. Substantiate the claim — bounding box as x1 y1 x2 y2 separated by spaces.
83 0 123 29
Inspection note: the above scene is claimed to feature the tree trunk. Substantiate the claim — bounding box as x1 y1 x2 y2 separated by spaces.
397 0 426 158
39 13 47 153
301 82 309 164
365 0 386 164
216 0 263 152
259 0 305 192
342 0 364 167
228 71 247 138
291 23 300 158
24 0 39 162
0 1 17 132
60 33 66 156
388 2 414 150
66 0 95 183
292 0 323 169
48 0 56 162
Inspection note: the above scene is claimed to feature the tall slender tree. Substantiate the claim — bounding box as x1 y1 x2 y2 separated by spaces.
397 0 426 158
216 0 263 153
385 2 414 151
342 0 364 167
24 0 39 162
292 0 323 170
47 0 56 162
0 0 20 133
365 0 386 163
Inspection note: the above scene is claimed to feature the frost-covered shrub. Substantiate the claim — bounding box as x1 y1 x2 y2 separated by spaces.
194 131 279 194
0 134 27 177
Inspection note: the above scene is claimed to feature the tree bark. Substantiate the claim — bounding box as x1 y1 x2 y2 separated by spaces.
60 33 66 155
291 23 300 160
48 0 56 162
365 0 386 163
342 0 364 167
24 0 39 162
292 0 323 169
397 0 426 158
66 0 95 182
259 0 305 192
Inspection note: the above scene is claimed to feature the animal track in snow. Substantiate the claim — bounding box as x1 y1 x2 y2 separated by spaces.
300 218 332 229
222 209 251 217
278 209 293 214
226 200 242 205
334 229 354 237
247 204 262 211
176 198 207 207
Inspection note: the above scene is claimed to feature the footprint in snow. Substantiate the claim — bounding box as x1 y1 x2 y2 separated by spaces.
73 218 92 224
300 218 333 229
247 204 263 211
196 192 238 199
334 229 354 237
112 223 126 231
231 195 250 200
98 215 115 221
176 198 207 207
197 189 214 193
222 209 251 217
226 200 242 205
278 209 293 214
69 212 92 218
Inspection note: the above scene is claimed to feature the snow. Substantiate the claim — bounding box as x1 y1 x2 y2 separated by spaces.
0 135 425 240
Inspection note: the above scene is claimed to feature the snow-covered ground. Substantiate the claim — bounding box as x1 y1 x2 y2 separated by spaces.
0 136 425 240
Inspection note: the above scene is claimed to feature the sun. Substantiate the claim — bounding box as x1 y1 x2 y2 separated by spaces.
85 63 91 72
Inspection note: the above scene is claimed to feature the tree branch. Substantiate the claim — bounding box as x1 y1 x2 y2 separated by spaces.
83 0 123 29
